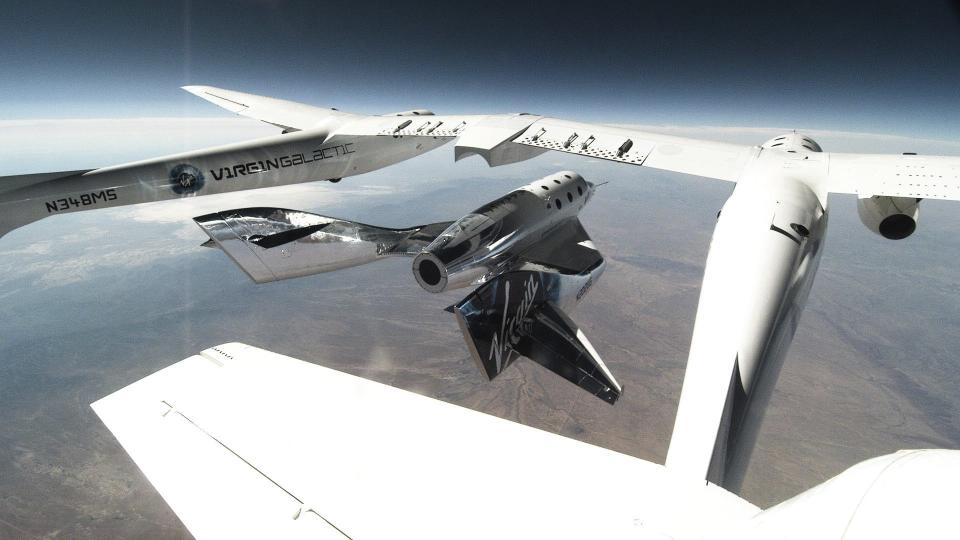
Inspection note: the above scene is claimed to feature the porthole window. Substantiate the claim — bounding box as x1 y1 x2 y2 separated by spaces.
577 186 583 196
564 174 571 179
567 192 573 202
553 179 561 184
555 199 562 210
541 185 549 190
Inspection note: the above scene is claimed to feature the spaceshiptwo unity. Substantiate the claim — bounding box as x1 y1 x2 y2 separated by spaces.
3 86 960 497
194 171 622 405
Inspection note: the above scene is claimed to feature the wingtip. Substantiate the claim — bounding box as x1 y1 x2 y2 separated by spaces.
181 86 249 113
181 85 208 96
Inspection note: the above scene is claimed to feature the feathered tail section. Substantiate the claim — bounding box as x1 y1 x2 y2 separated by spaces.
452 270 622 404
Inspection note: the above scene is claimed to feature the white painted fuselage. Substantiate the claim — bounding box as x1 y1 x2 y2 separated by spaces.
666 134 832 487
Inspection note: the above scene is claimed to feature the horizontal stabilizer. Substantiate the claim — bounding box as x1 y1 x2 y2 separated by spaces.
453 271 622 404
194 207 451 283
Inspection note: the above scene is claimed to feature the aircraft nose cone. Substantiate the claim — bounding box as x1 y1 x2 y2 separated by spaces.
585 181 599 202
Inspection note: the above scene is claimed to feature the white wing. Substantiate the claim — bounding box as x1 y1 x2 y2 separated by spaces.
92 343 757 540
506 118 757 181
825 152 960 200
0 87 460 238
491 117 960 198
183 85 505 141
345 113 756 175
182 85 354 132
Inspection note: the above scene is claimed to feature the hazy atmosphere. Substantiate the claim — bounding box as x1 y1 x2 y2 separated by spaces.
2 1 959 537
3 0 960 138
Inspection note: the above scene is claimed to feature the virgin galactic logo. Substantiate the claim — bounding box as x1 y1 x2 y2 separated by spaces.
169 164 205 194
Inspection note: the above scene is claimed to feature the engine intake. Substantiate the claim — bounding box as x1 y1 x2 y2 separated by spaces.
857 195 920 240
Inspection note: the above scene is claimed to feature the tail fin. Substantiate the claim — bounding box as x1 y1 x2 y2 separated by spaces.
194 207 451 283
452 271 622 404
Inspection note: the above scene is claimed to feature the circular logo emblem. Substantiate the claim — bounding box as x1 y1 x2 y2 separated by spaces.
169 164 205 194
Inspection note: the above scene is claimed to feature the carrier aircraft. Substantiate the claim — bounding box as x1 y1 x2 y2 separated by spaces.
5 86 960 490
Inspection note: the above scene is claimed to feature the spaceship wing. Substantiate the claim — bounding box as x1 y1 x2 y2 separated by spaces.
193 207 452 283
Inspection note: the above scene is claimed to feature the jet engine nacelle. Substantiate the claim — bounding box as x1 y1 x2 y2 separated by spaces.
857 195 920 240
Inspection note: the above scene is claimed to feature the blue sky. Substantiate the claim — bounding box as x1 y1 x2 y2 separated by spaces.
1 0 959 139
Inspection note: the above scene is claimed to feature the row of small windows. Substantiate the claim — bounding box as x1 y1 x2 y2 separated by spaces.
540 175 587 211
771 136 818 151
552 186 586 210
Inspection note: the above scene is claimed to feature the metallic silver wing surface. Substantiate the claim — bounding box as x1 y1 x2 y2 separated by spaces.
194 208 451 283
